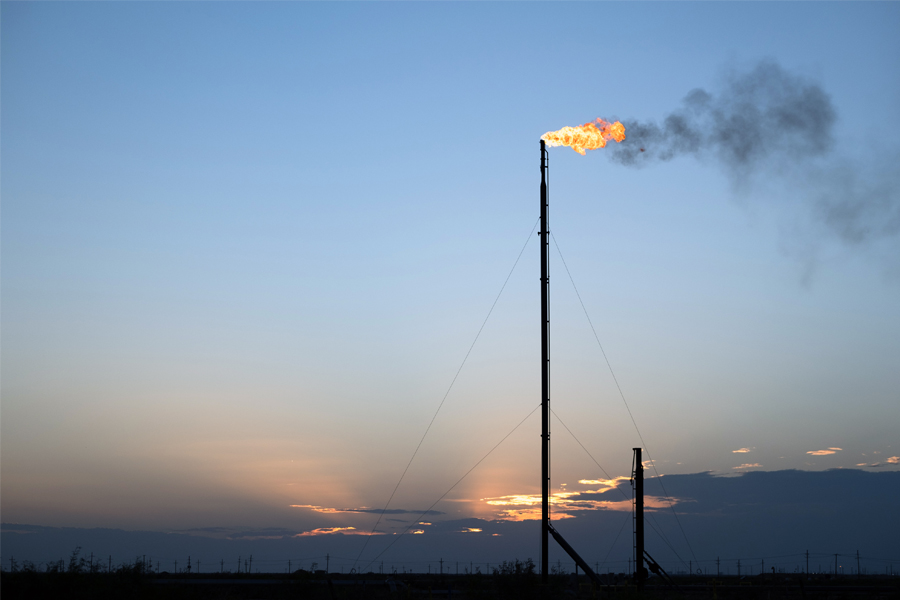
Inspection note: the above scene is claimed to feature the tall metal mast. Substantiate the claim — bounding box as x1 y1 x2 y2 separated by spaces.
536 139 614 591
540 140 550 582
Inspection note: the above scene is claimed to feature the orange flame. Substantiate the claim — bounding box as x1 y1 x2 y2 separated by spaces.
541 119 626 155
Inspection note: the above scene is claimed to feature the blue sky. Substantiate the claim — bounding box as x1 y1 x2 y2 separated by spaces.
2 1 899 568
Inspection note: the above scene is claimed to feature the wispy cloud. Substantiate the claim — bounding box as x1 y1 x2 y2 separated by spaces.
577 476 630 492
460 527 482 533
482 481 682 521
806 447 842 456
175 527 301 540
0 527 37 535
857 456 899 468
733 463 762 470
290 504 444 515
488 508 578 522
732 448 753 453
294 527 382 537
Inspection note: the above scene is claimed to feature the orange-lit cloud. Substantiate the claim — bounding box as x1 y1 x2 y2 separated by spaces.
807 448 842 456
857 456 899 468
733 463 762 469
732 448 752 453
290 504 443 515
295 527 380 537
291 504 357 514
419 522 431 526
461 527 482 533
411 529 425 535
576 476 630 492
489 508 577 521
482 481 681 521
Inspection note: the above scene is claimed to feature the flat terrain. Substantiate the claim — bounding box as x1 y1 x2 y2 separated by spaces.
2 570 899 600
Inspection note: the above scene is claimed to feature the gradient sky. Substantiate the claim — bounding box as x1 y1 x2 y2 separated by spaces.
2 1 899 566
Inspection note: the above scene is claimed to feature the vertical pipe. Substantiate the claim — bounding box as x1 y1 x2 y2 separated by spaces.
634 447 644 588
540 140 550 583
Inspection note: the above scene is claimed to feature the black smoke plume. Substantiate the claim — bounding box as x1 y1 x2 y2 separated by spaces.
612 61 836 175
610 60 899 250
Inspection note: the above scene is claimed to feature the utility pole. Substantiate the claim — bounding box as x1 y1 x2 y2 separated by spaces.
834 554 838 576
238 556 241 573
737 559 741 577
716 557 720 577
440 558 443 575
806 550 809 576
288 560 291 573
109 556 112 573
187 556 191 574
857 550 860 579
326 554 330 573
175 560 178 573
